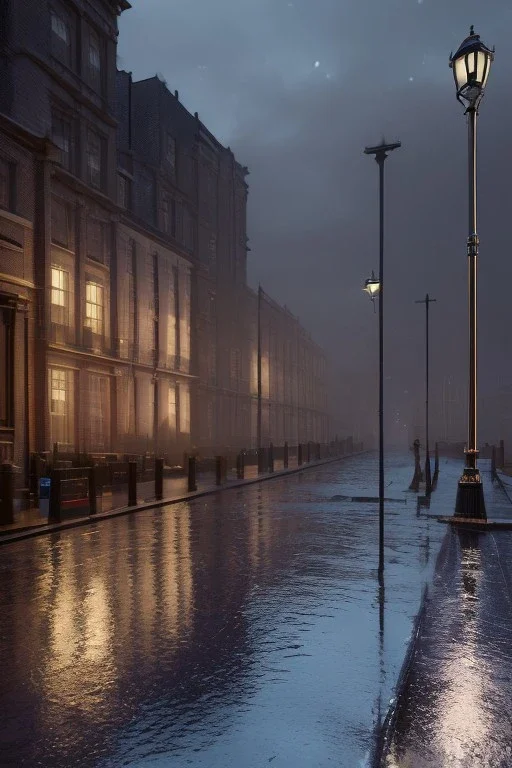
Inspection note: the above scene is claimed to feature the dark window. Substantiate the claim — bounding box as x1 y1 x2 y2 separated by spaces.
51 112 73 171
51 198 71 248
139 171 155 224
50 7 72 67
0 158 15 212
87 218 110 265
87 28 102 91
86 130 104 190
162 195 176 237
165 133 176 171
182 206 194 251
0 307 14 427
118 174 131 209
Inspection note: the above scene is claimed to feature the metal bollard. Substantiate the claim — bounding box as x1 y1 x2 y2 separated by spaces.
0 463 14 525
307 442 311 463
268 443 274 473
284 441 289 469
188 456 197 492
128 461 137 507
298 444 303 466
88 466 97 516
216 456 223 486
237 451 245 480
49 468 62 523
317 442 321 460
155 457 164 500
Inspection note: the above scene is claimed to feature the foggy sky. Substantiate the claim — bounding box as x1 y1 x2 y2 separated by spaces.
118 1 512 443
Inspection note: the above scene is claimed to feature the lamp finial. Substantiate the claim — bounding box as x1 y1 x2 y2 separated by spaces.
470 25 475 36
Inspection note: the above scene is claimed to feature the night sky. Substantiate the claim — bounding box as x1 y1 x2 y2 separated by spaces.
118 1 512 444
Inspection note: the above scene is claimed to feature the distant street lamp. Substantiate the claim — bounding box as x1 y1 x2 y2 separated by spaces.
415 294 436 495
363 139 401 581
449 27 494 519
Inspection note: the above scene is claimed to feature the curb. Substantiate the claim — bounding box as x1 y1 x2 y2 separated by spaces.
0 452 368 546
373 528 455 767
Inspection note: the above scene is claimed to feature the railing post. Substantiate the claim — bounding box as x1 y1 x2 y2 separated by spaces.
269 442 274 473
88 466 97 516
155 457 164 500
128 461 137 507
49 468 62 523
317 442 321 460
188 456 197 492
307 442 311 463
298 444 303 466
0 463 14 525
284 441 289 469
499 439 505 469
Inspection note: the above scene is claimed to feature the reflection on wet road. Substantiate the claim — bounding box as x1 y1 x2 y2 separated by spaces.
0 454 460 767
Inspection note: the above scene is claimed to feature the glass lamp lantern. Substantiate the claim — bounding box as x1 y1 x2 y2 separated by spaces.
363 271 381 299
449 26 494 108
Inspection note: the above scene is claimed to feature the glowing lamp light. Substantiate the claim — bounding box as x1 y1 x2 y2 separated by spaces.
363 271 381 299
449 26 494 108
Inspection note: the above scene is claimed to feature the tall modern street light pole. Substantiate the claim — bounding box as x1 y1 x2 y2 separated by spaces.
415 294 436 496
449 27 494 519
363 139 400 581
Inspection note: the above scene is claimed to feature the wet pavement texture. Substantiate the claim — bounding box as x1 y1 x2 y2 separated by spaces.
384 472 512 768
0 453 463 767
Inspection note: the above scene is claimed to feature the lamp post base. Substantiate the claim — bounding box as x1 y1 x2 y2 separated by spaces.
454 468 486 520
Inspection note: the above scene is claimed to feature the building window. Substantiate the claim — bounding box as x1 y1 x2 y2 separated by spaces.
182 206 194 251
87 218 110 265
51 112 72 171
87 28 101 91
51 198 71 249
168 383 177 433
162 194 176 237
118 174 130 209
50 266 69 325
0 307 14 427
179 383 190 435
50 8 72 67
0 158 14 212
49 367 73 447
86 130 103 190
165 133 176 170
86 373 109 451
85 281 104 335
139 171 155 224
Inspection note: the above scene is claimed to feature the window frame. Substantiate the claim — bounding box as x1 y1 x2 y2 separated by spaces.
86 129 104 191
84 280 104 336
87 26 102 92
50 266 70 325
51 110 73 172
0 157 15 213
50 6 72 68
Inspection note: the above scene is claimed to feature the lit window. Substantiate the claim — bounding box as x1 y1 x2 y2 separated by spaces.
51 266 69 324
168 383 177 432
49 367 73 447
179 383 190 434
85 281 104 335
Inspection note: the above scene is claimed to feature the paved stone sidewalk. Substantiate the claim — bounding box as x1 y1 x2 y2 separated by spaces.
380 472 512 768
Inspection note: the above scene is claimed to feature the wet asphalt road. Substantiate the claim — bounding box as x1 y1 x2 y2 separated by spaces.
0 453 462 767
383 475 512 768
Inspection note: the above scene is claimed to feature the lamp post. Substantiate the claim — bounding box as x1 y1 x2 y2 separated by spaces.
449 27 494 520
415 294 436 495
363 138 400 581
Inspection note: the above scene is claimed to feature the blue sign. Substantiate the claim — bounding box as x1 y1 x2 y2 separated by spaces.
39 477 51 517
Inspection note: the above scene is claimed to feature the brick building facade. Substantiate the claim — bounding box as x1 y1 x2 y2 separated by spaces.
0 0 333 483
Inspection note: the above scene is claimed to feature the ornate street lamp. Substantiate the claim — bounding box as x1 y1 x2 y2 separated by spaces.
449 28 494 519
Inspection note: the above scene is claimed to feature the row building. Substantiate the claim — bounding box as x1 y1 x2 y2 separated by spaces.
0 0 332 484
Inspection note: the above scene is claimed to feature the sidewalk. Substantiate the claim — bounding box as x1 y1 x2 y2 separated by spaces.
379 470 512 767
0 453 353 546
